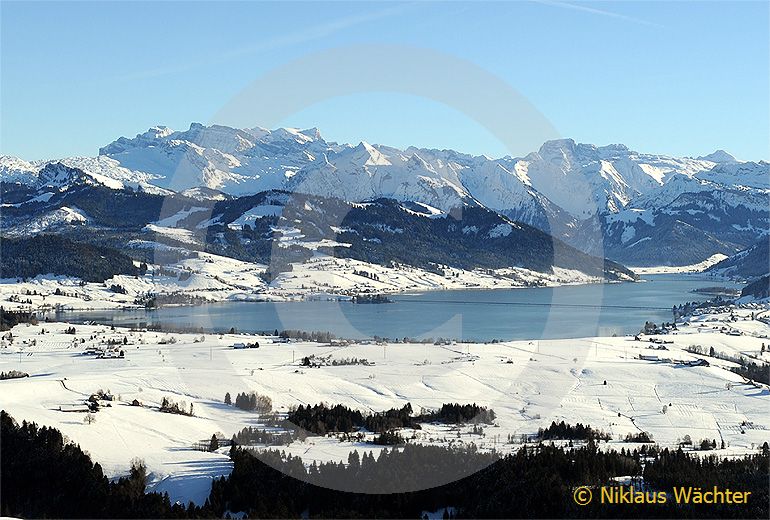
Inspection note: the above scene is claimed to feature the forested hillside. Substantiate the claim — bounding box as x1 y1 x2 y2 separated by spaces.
0 235 139 282
3 411 767 518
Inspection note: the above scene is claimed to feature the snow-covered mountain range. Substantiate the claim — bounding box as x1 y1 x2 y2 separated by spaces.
2 123 768 267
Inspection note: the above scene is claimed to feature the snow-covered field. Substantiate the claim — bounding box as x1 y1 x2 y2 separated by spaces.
631 253 729 275
1 303 768 504
269 256 602 295
0 251 604 312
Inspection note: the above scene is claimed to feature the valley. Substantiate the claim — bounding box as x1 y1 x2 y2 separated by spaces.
1 301 768 505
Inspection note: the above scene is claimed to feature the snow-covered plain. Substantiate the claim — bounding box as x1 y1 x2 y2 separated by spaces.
631 253 730 275
1 303 768 504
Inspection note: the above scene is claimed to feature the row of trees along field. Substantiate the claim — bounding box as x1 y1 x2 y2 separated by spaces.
286 402 496 435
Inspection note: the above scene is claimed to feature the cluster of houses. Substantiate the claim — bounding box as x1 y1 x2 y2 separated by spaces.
83 345 124 359
231 341 260 349
637 352 709 367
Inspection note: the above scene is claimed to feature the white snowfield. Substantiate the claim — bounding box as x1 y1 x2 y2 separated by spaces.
1 304 768 505
0 251 607 313
631 253 730 275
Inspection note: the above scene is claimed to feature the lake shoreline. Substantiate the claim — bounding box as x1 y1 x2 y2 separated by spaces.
2 302 768 506
42 274 743 342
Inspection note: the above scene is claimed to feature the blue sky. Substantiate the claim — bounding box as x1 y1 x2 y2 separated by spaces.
1 1 768 161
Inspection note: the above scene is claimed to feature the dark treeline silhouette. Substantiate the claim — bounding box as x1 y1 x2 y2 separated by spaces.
211 441 769 518
537 420 612 441
366 403 417 433
232 426 296 446
3 411 767 518
232 391 273 413
420 403 496 425
0 307 38 331
278 329 336 342
0 411 193 518
624 431 653 443
741 274 770 299
287 402 495 435
731 361 770 385
159 396 194 416
643 448 769 518
686 345 769 385
353 269 380 281
288 403 365 434
350 294 392 304
0 234 140 282
0 370 29 380
371 430 406 445
301 354 373 367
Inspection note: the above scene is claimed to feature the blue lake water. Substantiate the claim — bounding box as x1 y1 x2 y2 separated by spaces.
55 274 741 341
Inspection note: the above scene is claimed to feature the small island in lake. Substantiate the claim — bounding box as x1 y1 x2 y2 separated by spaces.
350 294 393 304
691 286 741 297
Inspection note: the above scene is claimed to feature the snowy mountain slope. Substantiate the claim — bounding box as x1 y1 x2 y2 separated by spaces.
697 149 738 163
498 139 719 218
199 191 636 281
3 206 91 237
601 217 739 267
8 124 763 223
98 125 753 232
0 155 39 185
0 176 217 239
570 189 769 266
0 155 168 194
697 160 770 190
179 186 232 201
576 160 770 265
286 142 475 211
98 123 337 194
3 122 768 267
708 239 769 279
0 176 636 284
37 162 126 191
628 161 768 211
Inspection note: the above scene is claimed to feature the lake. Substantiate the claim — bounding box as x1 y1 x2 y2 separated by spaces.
53 274 742 341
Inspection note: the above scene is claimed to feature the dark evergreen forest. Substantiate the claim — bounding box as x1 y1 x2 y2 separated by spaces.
0 235 139 282
2 411 767 519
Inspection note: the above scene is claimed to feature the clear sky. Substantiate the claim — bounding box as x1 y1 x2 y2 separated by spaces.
1 1 768 161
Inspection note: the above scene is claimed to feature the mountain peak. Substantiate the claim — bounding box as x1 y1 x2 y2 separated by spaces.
599 143 631 154
269 127 316 144
299 127 322 141
143 126 174 139
37 162 90 188
539 138 578 153
349 141 391 167
697 149 737 163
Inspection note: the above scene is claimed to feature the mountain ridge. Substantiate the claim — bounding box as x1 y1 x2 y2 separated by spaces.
2 123 767 268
